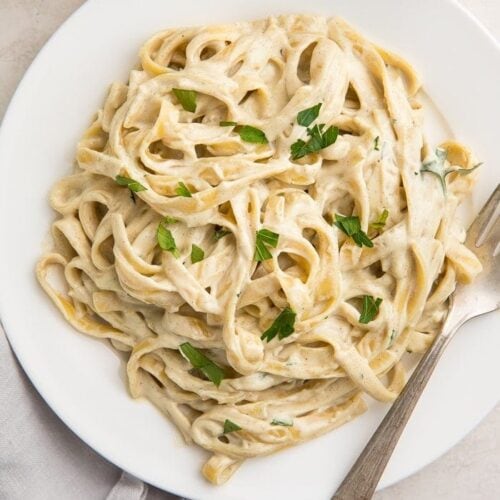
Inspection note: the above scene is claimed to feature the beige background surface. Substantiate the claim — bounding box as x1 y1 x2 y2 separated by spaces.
0 1 499 499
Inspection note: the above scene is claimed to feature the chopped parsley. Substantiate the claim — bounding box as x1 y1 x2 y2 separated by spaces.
219 122 268 143
162 216 178 225
291 103 339 160
374 136 380 151
172 88 197 112
297 103 322 127
223 419 242 434
291 123 339 160
157 217 180 258
261 307 296 342
115 175 147 192
179 342 225 386
359 295 383 324
370 209 389 232
271 418 293 427
321 125 339 149
237 125 268 144
214 226 231 241
388 329 397 347
334 214 374 248
420 147 482 194
254 228 279 262
190 244 205 264
175 181 192 197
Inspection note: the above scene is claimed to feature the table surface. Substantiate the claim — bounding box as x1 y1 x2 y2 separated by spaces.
1 1 499 499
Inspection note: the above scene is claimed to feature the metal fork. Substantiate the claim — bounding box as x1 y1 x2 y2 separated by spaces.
333 184 500 500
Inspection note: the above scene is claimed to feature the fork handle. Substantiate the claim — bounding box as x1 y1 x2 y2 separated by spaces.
332 330 455 500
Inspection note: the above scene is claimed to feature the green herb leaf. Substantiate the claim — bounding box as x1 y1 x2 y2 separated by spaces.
420 148 448 193
359 295 383 324
321 125 339 148
256 229 279 248
435 147 447 160
261 307 296 342
352 231 374 248
162 216 178 225
306 123 325 151
334 214 373 248
172 88 197 112
452 163 482 177
237 125 268 144
214 226 231 241
115 175 147 192
307 123 324 137
254 239 272 261
374 136 380 151
334 214 361 236
157 218 180 258
297 103 322 127
388 329 397 347
179 342 225 386
191 244 205 264
220 121 237 127
420 149 481 195
175 181 192 197
271 418 293 427
253 240 273 262
223 419 242 434
370 209 389 231
290 139 309 160
290 123 339 160
290 143 307 160
254 228 279 262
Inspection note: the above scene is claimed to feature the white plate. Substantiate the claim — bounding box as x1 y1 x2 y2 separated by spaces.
0 1 499 498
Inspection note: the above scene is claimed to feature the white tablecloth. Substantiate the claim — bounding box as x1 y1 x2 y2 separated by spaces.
0 330 173 500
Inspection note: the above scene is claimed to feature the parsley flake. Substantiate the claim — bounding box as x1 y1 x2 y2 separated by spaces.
115 175 147 193
359 295 383 324
191 244 205 264
321 125 339 149
238 125 268 144
223 419 242 434
162 216 178 225
374 136 380 151
179 342 225 386
172 88 197 112
290 139 309 160
254 229 279 262
420 148 482 194
297 103 322 127
214 226 231 241
219 122 268 143
291 123 339 160
176 181 192 197
291 103 339 159
157 218 180 258
334 214 374 248
388 329 397 347
271 418 293 427
261 307 296 342
370 209 389 232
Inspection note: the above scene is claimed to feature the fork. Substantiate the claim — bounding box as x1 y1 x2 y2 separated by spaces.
333 184 500 500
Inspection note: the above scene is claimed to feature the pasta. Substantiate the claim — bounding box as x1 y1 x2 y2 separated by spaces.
36 14 482 484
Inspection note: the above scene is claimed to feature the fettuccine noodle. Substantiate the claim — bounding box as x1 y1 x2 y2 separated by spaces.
37 14 482 484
